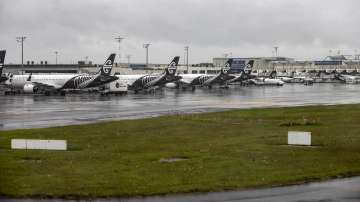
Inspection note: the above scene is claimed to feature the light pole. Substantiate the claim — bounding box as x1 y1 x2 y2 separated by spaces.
115 36 124 65
54 51 59 64
126 54 131 68
16 36 26 66
274 46 278 57
143 43 150 68
184 46 189 73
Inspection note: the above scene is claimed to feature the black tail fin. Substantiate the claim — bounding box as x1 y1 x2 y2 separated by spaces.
165 56 180 75
100 53 116 76
221 59 233 74
0 50 6 75
244 60 254 74
269 70 277 78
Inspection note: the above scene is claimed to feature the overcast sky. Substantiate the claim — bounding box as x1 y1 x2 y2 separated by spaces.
1 0 359 64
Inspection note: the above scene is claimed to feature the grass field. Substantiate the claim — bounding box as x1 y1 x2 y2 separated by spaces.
1 104 360 198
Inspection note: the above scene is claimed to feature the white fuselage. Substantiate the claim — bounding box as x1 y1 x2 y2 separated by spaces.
115 74 145 86
5 74 76 89
339 74 360 84
178 74 207 85
250 78 285 86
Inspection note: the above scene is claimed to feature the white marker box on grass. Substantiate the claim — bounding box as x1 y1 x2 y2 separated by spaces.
11 139 67 150
288 131 311 146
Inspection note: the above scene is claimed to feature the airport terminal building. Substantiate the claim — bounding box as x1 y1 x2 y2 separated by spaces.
3 55 360 75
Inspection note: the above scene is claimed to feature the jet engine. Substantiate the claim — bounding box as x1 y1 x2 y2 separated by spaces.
23 83 38 93
164 82 178 89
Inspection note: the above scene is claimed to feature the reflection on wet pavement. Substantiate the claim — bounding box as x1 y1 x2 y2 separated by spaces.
1 83 360 130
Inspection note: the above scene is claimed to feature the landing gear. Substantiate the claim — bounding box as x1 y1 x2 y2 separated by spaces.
4 91 14 95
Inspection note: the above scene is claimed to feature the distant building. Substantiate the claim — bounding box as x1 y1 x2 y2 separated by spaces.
213 57 295 70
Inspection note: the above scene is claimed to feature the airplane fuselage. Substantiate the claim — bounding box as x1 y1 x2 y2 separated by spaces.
117 73 181 91
6 74 75 89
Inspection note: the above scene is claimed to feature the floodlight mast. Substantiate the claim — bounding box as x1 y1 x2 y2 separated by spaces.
184 46 189 73
126 54 131 68
143 43 150 68
54 51 59 64
115 36 124 64
16 36 26 66
274 46 279 57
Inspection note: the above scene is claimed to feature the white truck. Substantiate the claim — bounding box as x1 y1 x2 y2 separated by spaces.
101 80 128 95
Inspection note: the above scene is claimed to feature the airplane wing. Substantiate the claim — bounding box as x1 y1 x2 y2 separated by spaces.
203 74 235 86
31 81 62 91
144 74 165 88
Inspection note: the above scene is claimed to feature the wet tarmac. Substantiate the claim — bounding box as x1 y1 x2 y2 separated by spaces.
1 83 360 130
1 177 359 202
1 84 360 201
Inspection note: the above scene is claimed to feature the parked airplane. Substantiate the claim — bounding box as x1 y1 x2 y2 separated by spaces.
173 59 237 90
115 56 180 93
227 63 284 86
2 53 117 95
275 71 295 83
226 60 255 84
247 69 284 86
335 74 360 84
249 77 285 86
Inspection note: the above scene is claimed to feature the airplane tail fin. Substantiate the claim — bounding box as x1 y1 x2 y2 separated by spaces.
99 53 116 76
165 56 180 75
0 50 6 75
221 59 233 75
269 70 277 78
244 60 254 74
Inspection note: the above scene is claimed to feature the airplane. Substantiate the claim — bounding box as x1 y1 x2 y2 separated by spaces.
171 59 237 91
115 56 181 93
2 53 117 95
226 60 255 84
249 70 285 86
275 71 295 83
226 61 283 86
334 73 360 84
249 77 285 86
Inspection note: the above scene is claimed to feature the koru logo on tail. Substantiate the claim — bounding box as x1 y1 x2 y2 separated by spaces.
167 61 177 74
246 63 252 68
222 62 231 74
222 68 229 74
102 60 113 74
244 62 252 71
167 67 176 74
169 61 177 67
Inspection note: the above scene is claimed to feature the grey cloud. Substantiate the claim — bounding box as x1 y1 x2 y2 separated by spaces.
0 0 359 64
